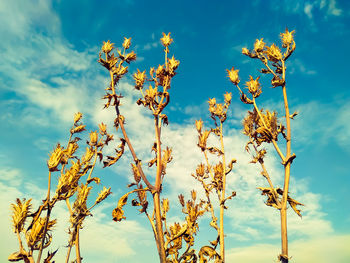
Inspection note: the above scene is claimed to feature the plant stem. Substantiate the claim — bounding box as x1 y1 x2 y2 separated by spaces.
65 245 72 263
153 116 166 262
219 122 226 262
36 171 52 263
280 60 291 263
75 229 82 263
116 107 155 190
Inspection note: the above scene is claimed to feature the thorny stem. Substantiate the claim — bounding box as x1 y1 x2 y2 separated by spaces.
36 171 52 263
219 122 226 262
280 59 291 263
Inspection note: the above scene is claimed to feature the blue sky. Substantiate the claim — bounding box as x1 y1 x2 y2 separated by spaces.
1 0 350 262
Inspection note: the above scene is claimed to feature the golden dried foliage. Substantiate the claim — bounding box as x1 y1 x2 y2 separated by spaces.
228 29 300 263
9 29 303 263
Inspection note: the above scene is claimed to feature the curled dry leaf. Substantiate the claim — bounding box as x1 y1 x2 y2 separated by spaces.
112 193 128 222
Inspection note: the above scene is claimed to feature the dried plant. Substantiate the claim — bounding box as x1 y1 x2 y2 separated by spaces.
192 93 237 262
98 33 182 262
227 29 302 262
9 114 112 263
8 30 304 263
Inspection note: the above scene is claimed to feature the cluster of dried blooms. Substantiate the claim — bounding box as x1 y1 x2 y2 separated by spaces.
191 93 237 263
9 30 302 263
227 29 302 263
9 114 113 263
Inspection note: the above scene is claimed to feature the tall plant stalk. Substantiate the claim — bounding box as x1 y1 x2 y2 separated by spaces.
227 29 303 262
101 34 179 262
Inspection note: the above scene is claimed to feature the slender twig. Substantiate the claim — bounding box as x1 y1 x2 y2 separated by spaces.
75 229 82 263
218 122 227 261
36 171 52 263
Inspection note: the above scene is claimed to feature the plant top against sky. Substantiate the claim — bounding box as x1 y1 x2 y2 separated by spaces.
8 28 304 263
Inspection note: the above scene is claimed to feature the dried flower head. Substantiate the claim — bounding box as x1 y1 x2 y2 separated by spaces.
47 144 64 171
242 47 250 56
98 123 107 135
227 67 240 85
280 29 295 47
245 76 262 98
122 37 131 49
160 32 173 47
168 56 180 71
26 217 56 249
74 112 83 124
11 198 32 233
89 131 98 146
133 69 146 90
195 119 203 133
125 51 137 63
102 40 114 54
224 92 232 104
254 38 265 52
265 44 282 62
66 142 78 157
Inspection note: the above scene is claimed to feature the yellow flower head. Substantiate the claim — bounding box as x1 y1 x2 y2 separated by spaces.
242 47 250 56
224 92 232 104
160 32 173 47
47 144 64 171
168 56 180 71
280 29 295 47
102 40 114 54
73 112 83 124
227 67 240 85
265 44 282 62
133 69 146 90
245 76 262 98
254 38 265 52
195 119 203 132
99 122 107 135
89 131 98 146
122 37 131 49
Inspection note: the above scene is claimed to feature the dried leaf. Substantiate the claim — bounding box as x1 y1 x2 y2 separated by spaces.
288 196 304 217
112 193 128 222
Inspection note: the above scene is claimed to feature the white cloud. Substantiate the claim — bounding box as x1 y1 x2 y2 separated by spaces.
226 234 350 263
304 3 314 19
289 58 317 76
0 166 156 262
293 100 350 151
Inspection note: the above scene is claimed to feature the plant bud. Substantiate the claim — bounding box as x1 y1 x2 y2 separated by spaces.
254 38 265 52
246 76 262 98
122 37 131 49
242 47 250 56
227 67 240 85
160 32 173 47
101 40 114 54
74 112 83 124
195 119 203 133
47 144 64 171
99 123 107 135
89 131 98 146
